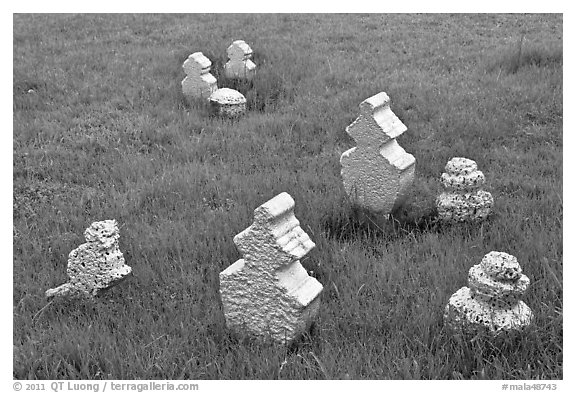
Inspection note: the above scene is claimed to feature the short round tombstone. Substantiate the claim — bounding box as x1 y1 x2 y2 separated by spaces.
209 88 246 118
436 157 493 223
444 251 533 336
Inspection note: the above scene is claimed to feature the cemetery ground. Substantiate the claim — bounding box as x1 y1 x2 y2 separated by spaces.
13 14 562 379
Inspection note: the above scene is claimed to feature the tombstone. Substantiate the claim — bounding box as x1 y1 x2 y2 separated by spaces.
224 40 256 81
444 251 533 335
45 220 132 300
436 157 493 222
340 92 416 214
219 192 323 345
209 87 247 118
181 52 218 100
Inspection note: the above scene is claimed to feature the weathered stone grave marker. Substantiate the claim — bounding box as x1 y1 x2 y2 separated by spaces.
444 251 533 335
219 192 323 345
224 40 256 81
209 87 247 118
46 220 132 300
436 157 493 222
181 52 218 100
340 92 416 214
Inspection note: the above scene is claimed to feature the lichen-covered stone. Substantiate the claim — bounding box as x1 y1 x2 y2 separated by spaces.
45 220 132 300
181 52 218 100
224 40 256 80
340 92 416 214
219 192 323 345
444 251 533 335
209 87 247 118
436 157 493 222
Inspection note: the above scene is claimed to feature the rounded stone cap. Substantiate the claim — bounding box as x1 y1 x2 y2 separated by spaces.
209 88 246 104
445 157 478 174
441 157 485 190
227 40 253 59
183 52 212 74
481 251 522 281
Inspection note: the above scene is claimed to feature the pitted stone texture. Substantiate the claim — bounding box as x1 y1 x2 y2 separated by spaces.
444 251 533 335
209 88 247 118
219 192 323 345
441 157 485 191
340 92 416 213
224 40 256 80
436 157 493 222
45 220 132 300
480 251 523 281
181 52 218 100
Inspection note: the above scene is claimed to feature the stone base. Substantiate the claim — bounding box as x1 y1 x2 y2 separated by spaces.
46 265 132 301
436 190 493 223
181 75 217 101
444 287 533 335
210 102 246 118
340 143 416 214
45 283 82 300
224 61 256 81
220 264 322 345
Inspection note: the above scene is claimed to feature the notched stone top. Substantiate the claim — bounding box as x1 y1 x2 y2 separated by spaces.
346 92 408 146
182 52 212 75
227 40 253 60
234 192 315 268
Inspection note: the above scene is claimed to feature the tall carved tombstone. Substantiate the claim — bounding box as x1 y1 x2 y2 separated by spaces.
181 52 218 100
340 92 416 214
444 251 533 335
436 157 493 223
219 192 323 345
224 40 256 81
46 220 132 300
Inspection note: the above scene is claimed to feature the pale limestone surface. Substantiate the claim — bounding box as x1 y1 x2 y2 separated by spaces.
444 251 533 335
209 87 247 118
181 52 218 100
340 92 416 213
224 40 256 80
436 157 493 222
46 220 132 300
219 192 323 345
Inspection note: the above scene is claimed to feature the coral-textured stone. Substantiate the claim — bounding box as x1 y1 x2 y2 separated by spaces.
436 157 493 222
224 40 256 80
219 192 323 345
181 52 218 100
209 87 247 118
444 251 533 335
46 220 132 300
340 92 416 213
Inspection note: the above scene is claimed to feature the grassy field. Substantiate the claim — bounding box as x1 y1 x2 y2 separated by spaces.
13 14 562 380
